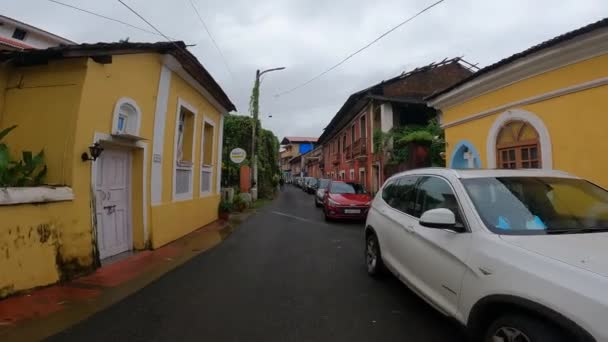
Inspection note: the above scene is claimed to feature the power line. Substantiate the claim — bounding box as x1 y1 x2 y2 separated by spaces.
117 0 175 43
48 0 171 39
187 0 235 81
274 0 446 97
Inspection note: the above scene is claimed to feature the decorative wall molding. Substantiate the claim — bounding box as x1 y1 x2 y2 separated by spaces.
162 55 229 114
442 77 608 129
430 28 608 109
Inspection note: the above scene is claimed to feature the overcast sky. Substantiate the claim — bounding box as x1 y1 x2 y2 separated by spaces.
5 0 607 140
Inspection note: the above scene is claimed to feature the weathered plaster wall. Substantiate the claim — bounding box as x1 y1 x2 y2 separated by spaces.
0 200 89 298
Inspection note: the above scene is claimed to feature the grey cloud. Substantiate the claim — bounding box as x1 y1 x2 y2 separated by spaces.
4 0 607 141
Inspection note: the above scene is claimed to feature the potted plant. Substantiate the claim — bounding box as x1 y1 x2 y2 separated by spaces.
218 200 232 220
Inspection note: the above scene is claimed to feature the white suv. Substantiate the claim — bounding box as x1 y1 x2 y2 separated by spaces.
365 168 608 342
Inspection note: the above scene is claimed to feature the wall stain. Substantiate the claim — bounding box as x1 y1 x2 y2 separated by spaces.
36 223 52 243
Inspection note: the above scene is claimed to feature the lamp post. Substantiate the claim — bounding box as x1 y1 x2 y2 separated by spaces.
250 67 285 199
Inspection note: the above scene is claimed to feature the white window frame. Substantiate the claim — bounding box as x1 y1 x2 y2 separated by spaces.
349 169 354 181
200 116 216 197
339 170 345 180
359 167 366 188
173 98 198 201
112 97 142 136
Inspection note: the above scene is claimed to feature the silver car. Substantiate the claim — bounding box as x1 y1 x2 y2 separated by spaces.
314 179 331 207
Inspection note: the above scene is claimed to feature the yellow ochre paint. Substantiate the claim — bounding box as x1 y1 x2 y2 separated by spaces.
443 54 608 188
0 51 226 297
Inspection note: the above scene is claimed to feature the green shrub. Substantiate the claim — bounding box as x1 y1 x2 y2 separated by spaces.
0 125 48 187
233 194 247 212
219 200 233 213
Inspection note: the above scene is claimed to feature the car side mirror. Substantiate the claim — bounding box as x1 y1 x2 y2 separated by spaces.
419 208 459 230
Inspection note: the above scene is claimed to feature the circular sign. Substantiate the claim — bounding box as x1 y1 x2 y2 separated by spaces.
230 148 247 164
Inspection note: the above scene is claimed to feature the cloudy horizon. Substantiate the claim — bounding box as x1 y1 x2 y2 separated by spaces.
5 0 607 140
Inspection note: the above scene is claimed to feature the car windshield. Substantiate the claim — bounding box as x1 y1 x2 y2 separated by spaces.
462 177 608 235
331 182 366 194
318 179 330 189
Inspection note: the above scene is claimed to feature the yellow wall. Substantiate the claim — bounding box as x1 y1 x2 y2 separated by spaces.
0 52 226 296
152 69 222 248
0 59 87 185
0 201 83 298
444 54 608 187
73 54 162 252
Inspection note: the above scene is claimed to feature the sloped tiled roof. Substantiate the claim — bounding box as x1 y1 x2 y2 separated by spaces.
0 41 236 111
427 17 608 101
281 136 318 144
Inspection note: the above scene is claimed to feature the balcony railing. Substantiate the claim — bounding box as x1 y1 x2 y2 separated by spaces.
332 153 341 164
352 137 367 158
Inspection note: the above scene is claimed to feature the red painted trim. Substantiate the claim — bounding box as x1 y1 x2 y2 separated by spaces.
0 36 33 49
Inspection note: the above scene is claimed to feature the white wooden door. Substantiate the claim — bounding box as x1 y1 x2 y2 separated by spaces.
95 148 131 259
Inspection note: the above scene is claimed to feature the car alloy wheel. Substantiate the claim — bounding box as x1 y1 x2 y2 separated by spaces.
366 237 378 272
491 327 531 342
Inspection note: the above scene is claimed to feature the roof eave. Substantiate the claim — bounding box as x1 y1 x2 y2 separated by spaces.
428 21 608 109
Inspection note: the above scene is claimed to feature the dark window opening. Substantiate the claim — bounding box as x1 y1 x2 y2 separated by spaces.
12 28 27 40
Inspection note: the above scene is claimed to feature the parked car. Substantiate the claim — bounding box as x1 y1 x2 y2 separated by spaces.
294 177 302 187
365 168 608 342
314 179 331 207
304 177 317 194
323 181 371 221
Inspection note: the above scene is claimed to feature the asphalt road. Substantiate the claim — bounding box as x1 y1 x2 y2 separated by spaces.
50 186 467 342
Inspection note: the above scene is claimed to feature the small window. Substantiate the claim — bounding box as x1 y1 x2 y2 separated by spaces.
415 176 464 227
349 169 354 180
12 28 26 40
360 115 367 138
112 98 141 136
200 120 215 195
174 102 197 199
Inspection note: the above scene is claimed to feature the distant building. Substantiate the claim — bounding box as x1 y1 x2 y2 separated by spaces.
279 136 318 179
317 58 472 193
0 15 74 50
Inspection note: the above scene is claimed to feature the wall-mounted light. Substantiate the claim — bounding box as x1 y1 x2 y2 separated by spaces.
81 142 104 162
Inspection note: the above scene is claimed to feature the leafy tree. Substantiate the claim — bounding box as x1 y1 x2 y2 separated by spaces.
221 114 279 199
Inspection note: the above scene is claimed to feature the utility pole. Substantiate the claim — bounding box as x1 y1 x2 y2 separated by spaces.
249 67 285 200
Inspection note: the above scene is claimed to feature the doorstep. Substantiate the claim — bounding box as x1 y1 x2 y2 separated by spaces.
0 219 231 341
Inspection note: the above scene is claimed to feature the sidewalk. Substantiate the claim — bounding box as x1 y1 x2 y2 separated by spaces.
0 215 246 341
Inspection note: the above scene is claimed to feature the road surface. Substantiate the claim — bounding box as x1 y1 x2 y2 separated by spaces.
50 186 466 341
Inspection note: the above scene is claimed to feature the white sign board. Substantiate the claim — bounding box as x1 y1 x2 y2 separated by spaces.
230 148 247 164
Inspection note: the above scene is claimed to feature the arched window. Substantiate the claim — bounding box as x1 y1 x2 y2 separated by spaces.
496 121 541 169
112 97 142 136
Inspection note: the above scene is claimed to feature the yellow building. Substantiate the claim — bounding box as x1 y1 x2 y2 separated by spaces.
428 18 608 187
0 42 235 297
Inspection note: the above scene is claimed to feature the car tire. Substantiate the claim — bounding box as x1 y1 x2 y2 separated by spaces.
365 233 385 278
484 313 566 342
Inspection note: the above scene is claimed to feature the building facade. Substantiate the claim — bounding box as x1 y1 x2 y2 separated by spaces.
0 41 235 297
280 136 317 179
318 59 472 193
428 18 608 188
0 15 74 50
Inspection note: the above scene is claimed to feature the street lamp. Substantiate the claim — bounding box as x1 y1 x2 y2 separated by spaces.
250 66 285 199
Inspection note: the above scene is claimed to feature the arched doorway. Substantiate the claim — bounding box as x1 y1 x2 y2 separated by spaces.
496 121 541 169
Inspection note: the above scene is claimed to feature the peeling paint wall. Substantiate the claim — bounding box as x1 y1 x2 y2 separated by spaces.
0 200 93 298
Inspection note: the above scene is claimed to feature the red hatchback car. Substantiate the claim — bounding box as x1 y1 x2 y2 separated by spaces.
323 181 372 221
